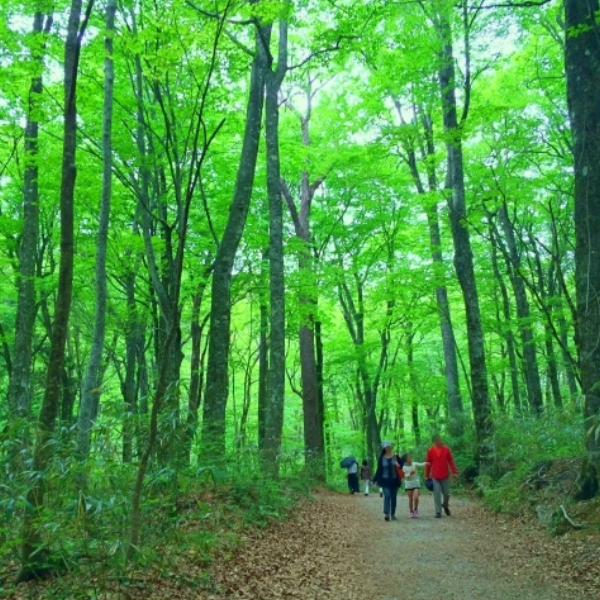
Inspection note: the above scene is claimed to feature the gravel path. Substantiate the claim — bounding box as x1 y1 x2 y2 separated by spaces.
356 491 587 600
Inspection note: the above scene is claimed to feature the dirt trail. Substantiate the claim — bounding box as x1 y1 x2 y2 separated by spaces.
356 491 587 600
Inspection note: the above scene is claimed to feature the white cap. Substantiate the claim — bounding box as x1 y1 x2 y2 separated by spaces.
381 441 392 448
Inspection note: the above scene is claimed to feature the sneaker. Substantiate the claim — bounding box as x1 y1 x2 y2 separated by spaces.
435 513 441 518
414 510 419 518
384 515 390 521
365 493 369 496
410 511 415 518
443 504 451 516
391 515 398 521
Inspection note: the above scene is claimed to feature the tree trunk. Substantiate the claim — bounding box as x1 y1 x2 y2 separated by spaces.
257 262 269 449
184 283 210 463
128 322 177 555
497 204 543 414
18 0 93 581
315 319 327 448
280 96 326 478
419 111 464 436
60 352 78 425
76 0 116 468
122 271 140 463
406 322 421 445
338 276 381 459
8 9 53 425
400 101 464 436
188 289 204 433
263 18 287 476
239 344 256 449
202 25 268 457
565 0 600 489
558 303 579 400
529 241 563 410
488 220 522 415
394 100 464 437
435 6 492 469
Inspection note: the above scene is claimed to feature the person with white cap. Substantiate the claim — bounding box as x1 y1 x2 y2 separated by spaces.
372 441 404 521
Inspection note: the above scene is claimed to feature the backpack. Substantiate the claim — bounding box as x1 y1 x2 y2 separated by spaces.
340 456 356 469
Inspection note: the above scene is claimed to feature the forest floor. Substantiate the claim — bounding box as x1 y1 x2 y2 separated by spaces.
5 489 600 600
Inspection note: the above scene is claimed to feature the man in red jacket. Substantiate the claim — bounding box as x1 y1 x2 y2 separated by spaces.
424 435 458 518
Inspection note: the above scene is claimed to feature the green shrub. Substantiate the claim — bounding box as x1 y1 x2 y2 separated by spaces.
478 412 584 513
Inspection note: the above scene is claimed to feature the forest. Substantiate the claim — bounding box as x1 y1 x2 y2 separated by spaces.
0 0 599 592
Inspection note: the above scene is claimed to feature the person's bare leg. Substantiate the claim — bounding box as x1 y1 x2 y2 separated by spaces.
414 488 420 513
407 489 414 513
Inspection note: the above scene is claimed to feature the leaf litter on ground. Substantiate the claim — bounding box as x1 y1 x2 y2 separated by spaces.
3 490 600 599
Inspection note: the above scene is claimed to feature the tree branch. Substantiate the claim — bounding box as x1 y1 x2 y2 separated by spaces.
559 504 583 530
225 30 254 57
185 0 254 25
288 35 359 70
479 0 553 8
280 178 301 232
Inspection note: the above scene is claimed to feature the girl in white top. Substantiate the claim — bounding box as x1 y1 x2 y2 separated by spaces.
401 453 429 518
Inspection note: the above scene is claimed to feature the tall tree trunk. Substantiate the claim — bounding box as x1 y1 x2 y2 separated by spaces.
565 0 600 490
184 283 210 463
406 322 421 445
128 5 228 548
8 10 53 425
122 271 140 463
18 0 94 581
263 18 287 476
529 241 564 410
61 349 78 425
257 262 269 449
239 343 256 449
399 102 464 437
558 302 578 400
338 276 381 458
280 92 326 478
202 26 268 457
435 4 492 469
420 111 464 436
128 322 177 556
497 204 543 414
76 0 116 469
315 319 326 448
429 210 464 435
488 221 522 415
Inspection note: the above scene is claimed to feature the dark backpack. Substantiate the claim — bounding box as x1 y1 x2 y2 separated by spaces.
340 456 356 469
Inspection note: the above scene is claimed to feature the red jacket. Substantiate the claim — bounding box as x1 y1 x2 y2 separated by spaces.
424 445 458 480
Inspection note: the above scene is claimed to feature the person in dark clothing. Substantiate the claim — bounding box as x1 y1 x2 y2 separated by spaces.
372 441 404 521
347 459 359 494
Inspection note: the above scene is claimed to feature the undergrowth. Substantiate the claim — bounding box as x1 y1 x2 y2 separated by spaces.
0 446 311 599
473 412 584 515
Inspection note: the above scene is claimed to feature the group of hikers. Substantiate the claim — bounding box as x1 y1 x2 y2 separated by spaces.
345 435 458 520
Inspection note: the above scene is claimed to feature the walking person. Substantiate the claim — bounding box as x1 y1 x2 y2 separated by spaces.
360 459 372 496
424 435 458 518
372 441 404 521
347 458 359 494
401 453 429 518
